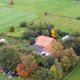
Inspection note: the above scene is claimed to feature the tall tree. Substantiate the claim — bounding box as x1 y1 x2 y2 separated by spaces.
21 55 37 73
52 41 63 59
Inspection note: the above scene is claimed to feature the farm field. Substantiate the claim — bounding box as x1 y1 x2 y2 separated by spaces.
0 6 37 32
0 0 80 32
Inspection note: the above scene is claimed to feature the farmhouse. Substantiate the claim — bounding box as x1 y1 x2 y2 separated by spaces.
31 35 56 56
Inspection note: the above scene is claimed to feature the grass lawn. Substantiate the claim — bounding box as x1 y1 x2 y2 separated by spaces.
63 63 80 80
0 74 32 80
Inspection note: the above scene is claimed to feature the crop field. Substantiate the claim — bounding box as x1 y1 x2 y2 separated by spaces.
0 0 80 32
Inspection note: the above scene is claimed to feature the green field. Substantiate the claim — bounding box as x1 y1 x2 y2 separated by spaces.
0 74 24 80
63 63 80 80
0 0 80 32
0 6 37 32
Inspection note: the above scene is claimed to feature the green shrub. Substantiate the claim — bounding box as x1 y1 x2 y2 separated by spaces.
71 32 80 37
44 11 48 15
37 56 54 69
0 44 20 71
61 48 79 73
76 17 80 20
21 55 37 73
20 22 27 27
9 0 13 5
23 30 39 39
9 26 15 32
29 38 35 45
31 68 54 80
50 63 63 80
57 29 69 38
42 30 49 36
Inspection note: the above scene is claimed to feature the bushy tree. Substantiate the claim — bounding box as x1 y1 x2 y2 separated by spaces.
31 68 54 80
61 48 79 72
42 30 49 36
62 35 80 55
20 22 27 27
57 29 69 38
50 60 63 80
23 30 38 39
21 55 37 73
52 41 63 59
71 32 80 37
9 0 13 5
9 26 15 32
0 44 20 71
76 17 80 20
29 38 35 45
44 11 48 15
37 56 54 69
16 63 29 78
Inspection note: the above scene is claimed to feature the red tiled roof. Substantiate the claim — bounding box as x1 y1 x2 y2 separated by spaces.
35 35 54 46
35 35 56 54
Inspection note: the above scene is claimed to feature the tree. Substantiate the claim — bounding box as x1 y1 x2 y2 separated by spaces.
71 32 80 37
21 55 37 73
61 48 79 72
9 26 15 32
42 30 49 36
29 38 35 45
37 56 54 69
31 68 54 80
57 29 69 38
50 61 63 80
20 22 27 27
9 0 13 5
61 55 71 73
62 35 80 53
51 28 56 38
52 41 63 59
0 44 20 71
16 63 29 78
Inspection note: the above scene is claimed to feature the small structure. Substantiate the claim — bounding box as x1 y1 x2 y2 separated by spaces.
31 35 56 56
61 35 70 41
0 38 6 43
